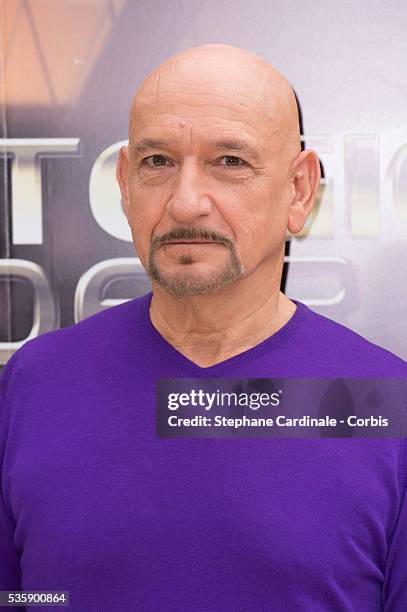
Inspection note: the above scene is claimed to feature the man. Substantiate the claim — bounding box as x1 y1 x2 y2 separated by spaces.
0 44 406 611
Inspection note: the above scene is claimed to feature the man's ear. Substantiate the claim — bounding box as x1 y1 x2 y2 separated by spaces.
116 145 130 219
287 149 321 234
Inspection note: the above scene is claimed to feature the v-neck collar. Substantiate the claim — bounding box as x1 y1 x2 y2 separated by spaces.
137 291 308 377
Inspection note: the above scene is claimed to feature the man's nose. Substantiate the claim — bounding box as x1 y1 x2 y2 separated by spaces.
166 159 213 223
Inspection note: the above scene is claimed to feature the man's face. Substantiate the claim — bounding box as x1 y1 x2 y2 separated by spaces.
121 60 298 296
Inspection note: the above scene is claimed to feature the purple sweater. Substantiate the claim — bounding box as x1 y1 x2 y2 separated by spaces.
1 292 407 611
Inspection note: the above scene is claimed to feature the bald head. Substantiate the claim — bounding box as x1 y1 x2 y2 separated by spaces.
129 44 301 159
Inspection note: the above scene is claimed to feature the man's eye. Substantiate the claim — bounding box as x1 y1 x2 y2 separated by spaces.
143 155 171 168
218 156 246 167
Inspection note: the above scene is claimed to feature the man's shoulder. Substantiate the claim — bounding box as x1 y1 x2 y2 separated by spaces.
300 303 407 375
8 293 149 372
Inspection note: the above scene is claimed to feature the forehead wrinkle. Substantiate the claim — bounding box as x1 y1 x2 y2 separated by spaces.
138 75 278 121
133 93 280 144
133 121 267 155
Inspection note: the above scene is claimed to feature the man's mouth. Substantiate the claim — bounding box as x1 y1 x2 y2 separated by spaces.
164 240 217 244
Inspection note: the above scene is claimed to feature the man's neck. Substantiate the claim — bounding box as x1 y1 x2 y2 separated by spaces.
148 281 297 368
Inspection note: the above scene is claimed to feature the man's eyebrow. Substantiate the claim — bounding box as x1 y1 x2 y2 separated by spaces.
132 139 169 153
213 140 259 159
131 137 260 159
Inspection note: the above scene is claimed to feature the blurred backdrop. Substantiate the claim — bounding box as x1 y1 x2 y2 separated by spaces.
1 0 407 368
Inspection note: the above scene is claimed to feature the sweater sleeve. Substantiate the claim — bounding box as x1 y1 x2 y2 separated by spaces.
0 352 23 590
383 436 407 611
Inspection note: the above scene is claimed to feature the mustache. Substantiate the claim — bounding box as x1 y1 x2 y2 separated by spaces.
151 227 234 249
